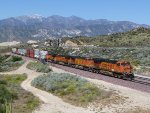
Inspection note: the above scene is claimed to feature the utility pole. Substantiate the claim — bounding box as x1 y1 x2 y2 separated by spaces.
49 40 52 46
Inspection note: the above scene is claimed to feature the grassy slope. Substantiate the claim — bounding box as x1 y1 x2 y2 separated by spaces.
66 27 150 47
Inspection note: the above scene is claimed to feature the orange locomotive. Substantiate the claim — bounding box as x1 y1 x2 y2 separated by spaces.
46 54 134 80
93 58 134 80
12 47 134 80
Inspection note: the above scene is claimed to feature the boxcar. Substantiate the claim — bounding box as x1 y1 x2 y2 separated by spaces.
26 49 30 57
26 49 34 58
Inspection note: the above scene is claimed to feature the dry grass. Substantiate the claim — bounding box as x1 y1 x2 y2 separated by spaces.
88 92 126 112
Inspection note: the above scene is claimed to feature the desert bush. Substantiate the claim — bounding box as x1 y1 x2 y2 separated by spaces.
27 61 52 73
0 77 17 113
11 56 22 62
32 73 112 106
0 46 11 54
0 74 40 113
0 55 24 72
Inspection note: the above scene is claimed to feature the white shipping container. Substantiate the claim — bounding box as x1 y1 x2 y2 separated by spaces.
34 49 40 58
12 48 16 53
18 49 22 55
40 50 48 59
18 48 25 55
22 49 26 56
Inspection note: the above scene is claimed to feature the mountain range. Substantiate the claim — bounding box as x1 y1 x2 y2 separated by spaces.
0 14 149 42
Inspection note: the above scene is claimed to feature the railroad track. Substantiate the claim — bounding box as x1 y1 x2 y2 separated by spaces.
133 76 150 86
50 62 150 85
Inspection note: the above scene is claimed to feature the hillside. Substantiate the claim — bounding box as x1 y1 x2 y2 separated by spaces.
65 27 150 47
0 15 149 42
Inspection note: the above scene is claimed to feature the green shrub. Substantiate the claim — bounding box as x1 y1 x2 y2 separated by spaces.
0 55 24 72
11 56 22 62
32 73 111 106
131 59 141 66
0 81 17 113
27 61 52 73
0 74 40 113
26 97 40 110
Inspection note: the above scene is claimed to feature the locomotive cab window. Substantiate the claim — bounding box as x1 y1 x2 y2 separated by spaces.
121 62 130 66
117 63 121 66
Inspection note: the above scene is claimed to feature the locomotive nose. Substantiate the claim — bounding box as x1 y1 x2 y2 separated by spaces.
124 66 133 73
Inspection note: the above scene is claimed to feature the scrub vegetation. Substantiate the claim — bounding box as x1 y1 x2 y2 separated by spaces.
0 55 24 72
31 73 112 106
0 74 40 113
0 46 11 54
65 27 150 47
27 61 52 73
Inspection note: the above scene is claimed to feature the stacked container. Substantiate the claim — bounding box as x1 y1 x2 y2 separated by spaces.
29 49 34 58
18 49 22 55
12 48 17 53
26 49 34 58
22 49 27 56
40 50 48 59
34 49 40 59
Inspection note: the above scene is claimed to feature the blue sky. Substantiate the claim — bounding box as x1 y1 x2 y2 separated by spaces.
0 0 150 25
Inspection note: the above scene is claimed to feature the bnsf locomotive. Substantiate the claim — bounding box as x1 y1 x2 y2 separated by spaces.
12 48 134 80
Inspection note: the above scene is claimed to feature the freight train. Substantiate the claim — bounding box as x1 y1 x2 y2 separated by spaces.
12 48 134 80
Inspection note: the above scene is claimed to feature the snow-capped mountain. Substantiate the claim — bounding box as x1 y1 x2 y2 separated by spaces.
0 15 149 42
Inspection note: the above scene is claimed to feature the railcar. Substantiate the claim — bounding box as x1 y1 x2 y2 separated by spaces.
34 49 40 59
17 48 26 56
27 49 34 58
40 50 48 60
12 48 17 53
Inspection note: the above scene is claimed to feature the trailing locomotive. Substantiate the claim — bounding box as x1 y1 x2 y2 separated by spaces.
12 48 134 80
